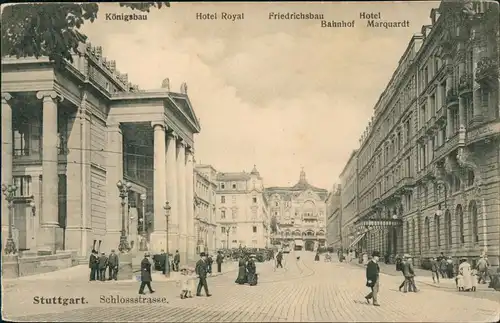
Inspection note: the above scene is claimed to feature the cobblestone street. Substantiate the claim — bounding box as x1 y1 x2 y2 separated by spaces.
3 251 499 322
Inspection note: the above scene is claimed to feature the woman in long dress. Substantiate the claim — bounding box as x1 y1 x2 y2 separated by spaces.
235 256 248 285
458 257 473 291
246 255 258 286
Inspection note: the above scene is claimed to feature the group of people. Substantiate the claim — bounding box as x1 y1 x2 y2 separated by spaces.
396 254 418 292
88 249 119 281
138 251 213 297
235 254 258 286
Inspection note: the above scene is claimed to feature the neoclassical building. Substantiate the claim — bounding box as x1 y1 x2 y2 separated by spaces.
265 169 328 251
215 166 270 249
326 185 342 249
1 42 201 263
348 1 499 267
339 150 359 250
194 164 218 254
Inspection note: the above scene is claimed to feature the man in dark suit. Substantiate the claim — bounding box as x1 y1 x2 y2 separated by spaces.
174 250 180 272
89 249 98 281
108 249 119 280
98 252 108 281
402 255 418 292
159 249 167 274
139 253 155 295
216 251 224 273
365 251 381 306
195 252 212 297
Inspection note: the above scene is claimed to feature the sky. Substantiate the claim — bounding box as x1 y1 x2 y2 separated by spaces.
81 1 438 190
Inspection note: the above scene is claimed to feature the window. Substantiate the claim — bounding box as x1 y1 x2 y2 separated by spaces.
221 227 226 234
232 226 237 234
425 217 430 250
435 215 441 247
252 226 257 233
232 196 236 203
467 170 475 187
275 202 279 207
221 210 226 219
57 113 69 155
456 205 464 245
12 176 32 197
232 240 237 244
220 183 225 189
469 201 479 244
220 196 225 203
232 209 237 219
232 184 236 189
252 197 257 203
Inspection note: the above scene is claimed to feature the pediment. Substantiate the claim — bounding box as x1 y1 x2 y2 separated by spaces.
167 95 201 133
298 189 321 201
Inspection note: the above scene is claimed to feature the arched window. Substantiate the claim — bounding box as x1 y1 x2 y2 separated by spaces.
469 200 479 244
425 217 430 250
456 204 464 244
405 221 410 252
435 214 441 248
445 210 452 248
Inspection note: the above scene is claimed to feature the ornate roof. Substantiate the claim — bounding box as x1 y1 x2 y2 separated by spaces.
265 168 328 200
250 164 260 176
216 172 251 181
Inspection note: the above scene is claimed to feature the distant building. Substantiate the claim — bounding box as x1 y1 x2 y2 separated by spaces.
215 165 270 249
339 150 359 250
194 164 218 255
265 169 328 251
326 185 342 249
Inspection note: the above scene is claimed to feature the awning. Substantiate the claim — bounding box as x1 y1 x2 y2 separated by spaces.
349 232 366 248
294 240 303 246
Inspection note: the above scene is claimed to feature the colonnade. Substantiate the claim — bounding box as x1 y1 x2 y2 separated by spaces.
150 121 196 264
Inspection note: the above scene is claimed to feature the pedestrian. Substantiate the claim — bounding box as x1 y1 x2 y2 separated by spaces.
235 255 248 285
276 250 283 268
178 267 192 299
107 249 119 280
207 254 213 275
195 252 211 297
364 251 381 307
471 267 478 291
314 251 320 262
89 249 98 281
159 249 167 274
400 254 417 292
216 251 224 273
430 257 440 283
458 257 473 291
173 250 180 272
98 252 108 281
138 253 155 295
476 255 489 284
439 256 448 278
246 254 258 286
446 257 454 279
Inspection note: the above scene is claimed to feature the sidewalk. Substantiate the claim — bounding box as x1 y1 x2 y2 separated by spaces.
349 260 493 292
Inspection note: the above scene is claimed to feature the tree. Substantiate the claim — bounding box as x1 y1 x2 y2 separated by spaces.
1 2 169 68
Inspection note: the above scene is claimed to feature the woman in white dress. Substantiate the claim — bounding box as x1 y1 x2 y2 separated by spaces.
458 257 473 291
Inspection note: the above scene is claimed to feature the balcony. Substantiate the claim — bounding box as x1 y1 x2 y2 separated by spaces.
417 125 427 142
475 57 498 87
458 73 473 95
426 116 437 133
446 88 458 107
436 107 446 123
398 176 415 190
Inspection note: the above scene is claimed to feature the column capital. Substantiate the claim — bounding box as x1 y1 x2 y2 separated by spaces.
1 92 12 102
106 122 122 133
176 138 186 148
36 90 63 102
151 120 165 129
186 145 194 155
167 130 178 140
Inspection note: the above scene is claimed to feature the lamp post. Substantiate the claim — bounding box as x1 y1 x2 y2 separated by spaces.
225 226 231 249
2 184 18 255
164 201 171 277
116 180 131 253
139 193 148 251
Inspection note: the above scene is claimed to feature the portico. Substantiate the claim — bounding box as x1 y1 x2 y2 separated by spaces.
1 42 201 267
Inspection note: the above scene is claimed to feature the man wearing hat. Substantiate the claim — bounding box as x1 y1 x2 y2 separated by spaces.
400 254 417 292
195 252 211 297
108 249 119 281
139 253 155 295
364 251 381 306
98 252 108 281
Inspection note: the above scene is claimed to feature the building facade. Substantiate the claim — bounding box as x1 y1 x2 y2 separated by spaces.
1 42 201 264
215 166 270 249
326 185 342 248
347 1 499 267
194 164 218 255
265 169 328 251
340 150 359 250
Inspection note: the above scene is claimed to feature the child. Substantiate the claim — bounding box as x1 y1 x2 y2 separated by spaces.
187 267 197 298
456 271 464 291
178 267 190 299
471 268 478 292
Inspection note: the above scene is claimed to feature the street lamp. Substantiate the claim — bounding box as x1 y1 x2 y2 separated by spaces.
2 184 18 255
139 193 148 251
116 180 132 253
225 226 231 249
164 201 171 277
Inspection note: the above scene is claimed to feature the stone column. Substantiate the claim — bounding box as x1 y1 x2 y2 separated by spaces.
165 132 179 255
472 46 483 118
458 96 466 127
185 147 196 262
427 95 433 117
446 108 453 140
177 140 187 264
104 122 123 253
150 122 167 253
1 93 13 237
36 91 62 253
